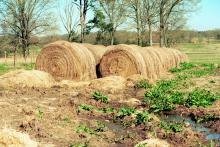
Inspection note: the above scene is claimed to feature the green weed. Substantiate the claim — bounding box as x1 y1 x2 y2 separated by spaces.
92 91 109 103
96 107 115 113
76 124 96 135
169 62 196 73
117 107 136 118
36 108 44 121
135 111 149 125
186 88 217 107
192 114 216 123
79 104 94 111
135 79 151 89
160 121 182 133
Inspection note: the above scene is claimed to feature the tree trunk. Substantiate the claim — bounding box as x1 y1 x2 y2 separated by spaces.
148 22 153 46
137 22 141 46
111 30 115 45
160 5 165 47
80 5 85 43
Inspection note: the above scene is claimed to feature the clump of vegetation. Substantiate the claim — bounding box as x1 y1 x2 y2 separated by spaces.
76 121 107 136
186 88 217 107
135 79 152 89
144 80 179 112
92 91 109 103
135 111 149 125
79 104 95 111
76 124 96 135
36 108 44 121
69 143 88 147
191 114 217 123
169 62 196 73
96 107 115 114
189 69 215 77
0 64 10 75
209 80 216 84
117 107 136 118
160 121 183 133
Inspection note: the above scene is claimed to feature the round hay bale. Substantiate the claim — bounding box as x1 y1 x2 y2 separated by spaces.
0 128 37 147
99 44 157 81
142 47 165 75
150 47 172 70
35 41 96 81
0 70 55 88
82 43 107 64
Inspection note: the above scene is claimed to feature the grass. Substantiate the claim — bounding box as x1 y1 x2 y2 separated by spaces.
0 62 35 76
177 43 220 64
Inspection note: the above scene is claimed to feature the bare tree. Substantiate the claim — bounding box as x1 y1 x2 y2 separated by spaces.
158 0 200 47
0 0 55 59
97 0 129 45
73 0 94 43
129 0 142 46
59 0 79 42
144 0 158 46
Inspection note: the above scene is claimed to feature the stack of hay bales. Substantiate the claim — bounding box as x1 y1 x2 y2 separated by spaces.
35 41 107 81
99 44 188 82
35 41 187 82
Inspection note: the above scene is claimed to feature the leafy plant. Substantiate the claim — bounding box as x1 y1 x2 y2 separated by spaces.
117 107 136 118
76 124 96 135
169 62 196 73
69 144 88 147
186 88 217 107
96 107 115 113
135 79 151 89
191 114 216 123
95 121 107 132
135 111 149 125
160 121 182 133
79 104 94 111
92 91 109 103
209 80 216 84
36 108 44 121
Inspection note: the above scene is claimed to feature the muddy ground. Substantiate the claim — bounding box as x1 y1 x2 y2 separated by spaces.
0 66 220 147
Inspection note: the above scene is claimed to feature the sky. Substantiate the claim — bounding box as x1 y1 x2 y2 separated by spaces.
187 0 220 31
56 0 220 34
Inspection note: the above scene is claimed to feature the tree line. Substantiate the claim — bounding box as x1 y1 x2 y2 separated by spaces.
0 0 201 58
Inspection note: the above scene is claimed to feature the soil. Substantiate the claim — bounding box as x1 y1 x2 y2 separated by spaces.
0 73 220 147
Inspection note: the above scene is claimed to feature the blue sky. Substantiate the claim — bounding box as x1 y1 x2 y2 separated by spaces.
187 0 220 30
56 0 220 33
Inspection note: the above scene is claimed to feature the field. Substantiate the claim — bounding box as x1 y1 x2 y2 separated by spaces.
0 43 220 146
178 42 220 64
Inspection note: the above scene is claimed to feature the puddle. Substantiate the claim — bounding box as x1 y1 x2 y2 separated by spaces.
162 115 220 144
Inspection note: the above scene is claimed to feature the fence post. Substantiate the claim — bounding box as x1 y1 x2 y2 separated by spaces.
14 47 16 68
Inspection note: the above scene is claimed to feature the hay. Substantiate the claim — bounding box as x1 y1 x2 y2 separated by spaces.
0 70 55 88
35 41 96 81
89 76 126 93
0 128 38 147
142 47 165 75
82 43 107 64
135 138 170 147
99 44 159 81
